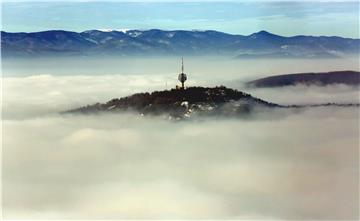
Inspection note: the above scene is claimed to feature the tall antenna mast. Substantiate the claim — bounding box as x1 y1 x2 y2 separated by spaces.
178 57 187 89
181 57 184 73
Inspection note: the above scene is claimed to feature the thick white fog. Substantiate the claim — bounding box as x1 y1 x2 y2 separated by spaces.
1 57 359 219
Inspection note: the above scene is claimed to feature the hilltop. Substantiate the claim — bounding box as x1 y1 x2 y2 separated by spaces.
65 85 360 120
65 86 281 119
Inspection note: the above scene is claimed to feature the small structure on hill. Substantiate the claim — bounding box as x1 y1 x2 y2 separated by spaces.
178 57 187 89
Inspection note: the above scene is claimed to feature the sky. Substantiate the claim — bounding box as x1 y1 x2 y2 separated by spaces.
1 1 359 38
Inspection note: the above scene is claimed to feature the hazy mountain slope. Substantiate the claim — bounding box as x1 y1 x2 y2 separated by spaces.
2 29 359 57
247 71 360 88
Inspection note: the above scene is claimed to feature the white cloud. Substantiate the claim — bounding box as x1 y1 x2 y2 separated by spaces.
1 58 359 219
2 108 359 219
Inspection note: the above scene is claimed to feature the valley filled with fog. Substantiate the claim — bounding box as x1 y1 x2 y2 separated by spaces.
2 57 359 219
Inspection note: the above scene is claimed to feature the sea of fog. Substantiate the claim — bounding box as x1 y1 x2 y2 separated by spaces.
1 57 359 219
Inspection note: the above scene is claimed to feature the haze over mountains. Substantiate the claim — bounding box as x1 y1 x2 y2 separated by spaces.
2 29 359 58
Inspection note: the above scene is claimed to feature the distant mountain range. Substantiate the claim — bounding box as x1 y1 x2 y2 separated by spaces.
1 29 359 58
247 71 360 88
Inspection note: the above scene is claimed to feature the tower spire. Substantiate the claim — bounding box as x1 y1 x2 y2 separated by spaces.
178 57 187 89
181 57 184 73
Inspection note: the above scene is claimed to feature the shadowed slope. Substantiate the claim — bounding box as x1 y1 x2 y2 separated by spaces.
247 71 360 88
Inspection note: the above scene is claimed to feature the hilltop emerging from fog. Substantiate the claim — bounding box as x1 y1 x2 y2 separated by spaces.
66 86 281 119
2 29 359 58
65 86 359 119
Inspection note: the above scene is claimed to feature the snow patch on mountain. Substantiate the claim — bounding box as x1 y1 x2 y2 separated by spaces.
128 31 143 37
167 32 175 38
97 29 130 33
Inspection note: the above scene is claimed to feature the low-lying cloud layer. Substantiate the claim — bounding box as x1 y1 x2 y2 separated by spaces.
3 109 359 219
244 84 360 105
2 59 359 219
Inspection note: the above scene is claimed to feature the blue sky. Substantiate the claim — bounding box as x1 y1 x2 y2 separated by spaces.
1 1 359 38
